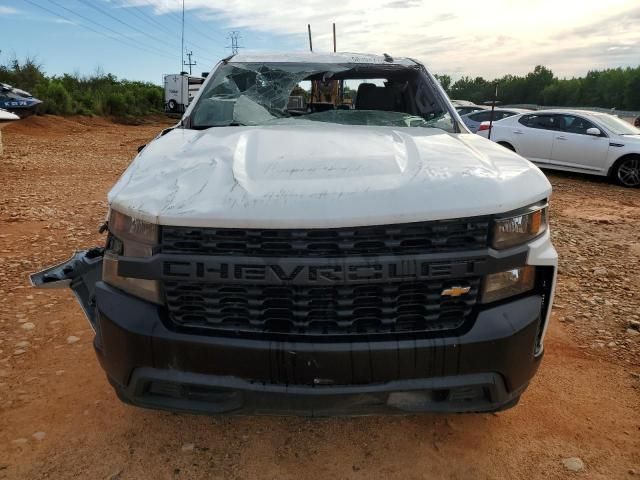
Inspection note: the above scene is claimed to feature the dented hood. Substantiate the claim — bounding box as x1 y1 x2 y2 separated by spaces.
108 124 551 228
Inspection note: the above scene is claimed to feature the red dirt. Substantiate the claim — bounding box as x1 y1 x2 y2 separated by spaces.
0 116 638 479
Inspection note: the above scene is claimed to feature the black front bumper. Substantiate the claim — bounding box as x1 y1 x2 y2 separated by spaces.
94 282 543 416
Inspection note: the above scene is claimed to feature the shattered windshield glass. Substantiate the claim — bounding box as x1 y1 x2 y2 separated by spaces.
189 62 455 132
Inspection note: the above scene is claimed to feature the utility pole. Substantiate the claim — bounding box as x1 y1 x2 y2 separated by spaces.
484 83 501 141
307 24 313 52
333 23 336 52
180 0 185 73
184 50 196 75
227 31 242 55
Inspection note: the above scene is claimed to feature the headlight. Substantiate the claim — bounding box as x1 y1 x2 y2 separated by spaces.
481 266 535 303
103 210 162 304
492 203 548 249
109 209 158 256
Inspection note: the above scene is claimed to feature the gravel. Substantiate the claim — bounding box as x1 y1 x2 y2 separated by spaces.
549 178 640 366
0 116 638 480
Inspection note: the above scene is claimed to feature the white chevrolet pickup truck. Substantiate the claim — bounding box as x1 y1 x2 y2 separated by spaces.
32 52 557 415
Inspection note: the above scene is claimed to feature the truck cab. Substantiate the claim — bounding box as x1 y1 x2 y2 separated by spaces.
32 52 557 416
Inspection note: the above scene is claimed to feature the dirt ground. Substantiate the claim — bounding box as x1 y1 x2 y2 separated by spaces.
0 116 638 480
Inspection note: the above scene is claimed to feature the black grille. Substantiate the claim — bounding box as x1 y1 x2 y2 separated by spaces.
163 278 480 337
161 218 489 257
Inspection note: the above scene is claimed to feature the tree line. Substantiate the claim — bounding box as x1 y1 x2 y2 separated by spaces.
435 65 640 111
0 57 163 118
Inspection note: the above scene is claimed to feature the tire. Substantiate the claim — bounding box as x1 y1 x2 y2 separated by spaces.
497 141 515 152
167 99 178 112
611 155 640 187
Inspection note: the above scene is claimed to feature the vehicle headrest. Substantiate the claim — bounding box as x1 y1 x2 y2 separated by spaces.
355 83 395 111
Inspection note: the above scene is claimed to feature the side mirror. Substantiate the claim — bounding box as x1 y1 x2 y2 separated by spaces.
586 127 601 136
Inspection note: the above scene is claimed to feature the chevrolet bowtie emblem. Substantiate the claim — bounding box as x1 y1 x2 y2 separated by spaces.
441 286 471 297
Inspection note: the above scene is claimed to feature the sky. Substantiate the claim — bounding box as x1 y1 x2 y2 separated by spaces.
0 0 638 85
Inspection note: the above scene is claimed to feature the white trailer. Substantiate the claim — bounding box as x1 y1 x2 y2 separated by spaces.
164 74 205 114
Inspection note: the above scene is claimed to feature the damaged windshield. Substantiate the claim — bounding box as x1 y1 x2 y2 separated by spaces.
188 61 455 132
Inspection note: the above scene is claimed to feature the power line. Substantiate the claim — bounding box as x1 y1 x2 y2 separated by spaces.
75 0 218 68
185 18 228 45
129 0 225 66
48 0 174 59
21 0 174 61
123 2 176 36
116 2 218 64
75 0 179 57
140 0 227 45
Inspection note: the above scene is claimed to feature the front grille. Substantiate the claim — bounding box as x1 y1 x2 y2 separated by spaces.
163 277 481 337
161 218 489 338
160 218 490 257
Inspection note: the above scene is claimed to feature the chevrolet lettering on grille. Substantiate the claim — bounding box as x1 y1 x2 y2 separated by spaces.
156 257 482 285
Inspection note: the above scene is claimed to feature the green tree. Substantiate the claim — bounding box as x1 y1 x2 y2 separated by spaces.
0 55 164 118
34 80 72 115
434 74 452 93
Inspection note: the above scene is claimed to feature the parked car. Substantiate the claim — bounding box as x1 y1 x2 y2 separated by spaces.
0 108 19 155
0 83 42 117
31 52 557 416
451 100 487 116
0 107 19 126
461 108 531 133
478 109 640 187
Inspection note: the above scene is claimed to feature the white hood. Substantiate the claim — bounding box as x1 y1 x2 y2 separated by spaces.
108 124 551 228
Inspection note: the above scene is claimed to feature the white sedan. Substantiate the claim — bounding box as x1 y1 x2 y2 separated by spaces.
478 109 640 187
460 107 531 133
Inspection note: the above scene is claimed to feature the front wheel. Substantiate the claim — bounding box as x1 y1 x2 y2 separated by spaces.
612 156 640 187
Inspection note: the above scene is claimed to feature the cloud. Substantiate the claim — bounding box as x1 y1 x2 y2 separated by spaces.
563 5 640 37
0 5 21 15
52 18 76 25
122 0 639 78
0 4 74 24
384 0 422 9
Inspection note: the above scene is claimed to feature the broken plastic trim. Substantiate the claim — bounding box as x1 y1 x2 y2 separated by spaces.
30 248 104 330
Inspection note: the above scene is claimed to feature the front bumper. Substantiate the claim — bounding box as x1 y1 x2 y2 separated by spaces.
95 281 544 416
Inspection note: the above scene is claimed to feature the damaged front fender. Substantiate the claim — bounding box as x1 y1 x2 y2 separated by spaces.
30 248 104 330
